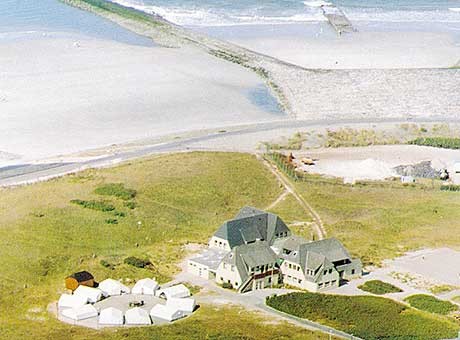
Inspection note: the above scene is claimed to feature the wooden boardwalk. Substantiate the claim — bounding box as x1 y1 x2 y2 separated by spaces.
321 5 356 34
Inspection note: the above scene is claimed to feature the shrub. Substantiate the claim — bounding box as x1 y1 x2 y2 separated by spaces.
100 259 115 270
124 256 151 268
409 137 460 150
105 218 118 224
222 282 233 289
70 199 115 212
266 292 458 339
113 211 126 217
441 185 460 192
94 183 137 200
358 280 403 295
124 201 137 209
404 294 458 315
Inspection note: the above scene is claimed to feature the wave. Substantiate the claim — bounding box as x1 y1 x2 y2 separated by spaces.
344 8 460 23
449 8 460 13
303 1 332 8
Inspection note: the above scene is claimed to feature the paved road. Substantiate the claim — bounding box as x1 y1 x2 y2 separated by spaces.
1 117 458 187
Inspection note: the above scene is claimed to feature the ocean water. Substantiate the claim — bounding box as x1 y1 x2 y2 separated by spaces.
0 0 153 45
114 0 460 27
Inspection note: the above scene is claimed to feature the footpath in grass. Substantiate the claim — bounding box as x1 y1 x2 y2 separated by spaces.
404 294 458 315
266 292 459 340
358 280 402 295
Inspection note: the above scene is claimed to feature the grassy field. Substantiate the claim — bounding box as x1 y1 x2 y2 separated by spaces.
266 292 459 340
0 152 324 339
404 294 458 315
358 280 403 295
293 175 460 265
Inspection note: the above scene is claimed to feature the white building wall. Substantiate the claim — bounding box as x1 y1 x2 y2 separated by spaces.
281 260 318 292
187 260 210 279
215 262 242 289
208 236 231 251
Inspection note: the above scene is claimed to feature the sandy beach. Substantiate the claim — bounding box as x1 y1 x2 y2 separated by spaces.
0 35 282 166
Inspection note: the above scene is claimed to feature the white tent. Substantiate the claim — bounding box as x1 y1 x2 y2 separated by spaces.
58 294 88 309
61 304 98 321
74 285 103 303
150 304 185 322
124 307 151 325
156 284 190 300
167 297 196 313
132 278 159 295
99 307 124 325
98 278 131 297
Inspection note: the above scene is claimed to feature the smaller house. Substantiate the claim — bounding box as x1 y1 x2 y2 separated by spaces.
99 307 124 325
98 278 130 297
61 304 98 321
167 297 196 313
401 176 415 184
150 304 185 322
156 284 190 300
57 294 88 309
132 278 159 295
125 307 151 325
65 271 94 291
73 285 103 304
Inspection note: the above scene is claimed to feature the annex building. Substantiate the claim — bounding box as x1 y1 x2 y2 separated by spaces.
188 207 362 293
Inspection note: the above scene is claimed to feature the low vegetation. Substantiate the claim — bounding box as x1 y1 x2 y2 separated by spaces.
124 256 152 269
441 184 460 191
70 199 115 212
266 292 459 339
409 137 460 149
358 280 402 295
404 294 458 315
94 183 136 200
325 128 400 148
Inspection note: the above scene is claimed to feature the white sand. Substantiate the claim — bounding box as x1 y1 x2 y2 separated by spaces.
0 36 283 166
296 145 460 181
228 30 460 69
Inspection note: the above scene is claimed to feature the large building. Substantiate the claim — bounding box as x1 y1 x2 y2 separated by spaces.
188 207 362 293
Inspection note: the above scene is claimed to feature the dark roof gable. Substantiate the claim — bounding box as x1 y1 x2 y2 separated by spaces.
69 271 94 282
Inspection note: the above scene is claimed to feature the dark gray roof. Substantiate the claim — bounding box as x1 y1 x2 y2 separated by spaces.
214 206 291 248
302 238 351 264
222 241 278 282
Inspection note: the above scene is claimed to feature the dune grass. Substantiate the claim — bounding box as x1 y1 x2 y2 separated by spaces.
0 152 327 339
358 280 403 295
293 175 460 265
266 292 459 340
404 294 458 315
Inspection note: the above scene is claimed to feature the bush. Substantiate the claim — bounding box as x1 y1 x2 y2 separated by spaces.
266 292 458 339
124 201 137 209
113 211 126 217
404 294 458 315
105 218 118 224
409 137 460 149
70 199 115 212
222 282 233 289
358 280 403 295
124 256 151 268
441 185 460 192
100 259 115 270
94 183 137 200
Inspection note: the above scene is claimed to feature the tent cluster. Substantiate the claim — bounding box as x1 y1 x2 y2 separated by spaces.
58 279 196 326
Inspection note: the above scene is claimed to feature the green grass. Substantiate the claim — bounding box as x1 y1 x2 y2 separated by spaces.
293 174 460 265
0 152 327 339
70 199 116 212
409 137 460 149
94 183 137 200
358 280 403 295
266 292 459 340
404 294 458 315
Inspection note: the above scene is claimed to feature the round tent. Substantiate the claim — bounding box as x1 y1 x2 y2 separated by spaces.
124 307 151 325
61 304 98 321
167 297 196 313
150 304 185 322
98 278 130 297
131 278 159 295
99 307 124 325
58 294 88 309
74 285 103 304
156 284 190 300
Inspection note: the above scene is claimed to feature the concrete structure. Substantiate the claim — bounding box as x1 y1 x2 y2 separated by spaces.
98 279 130 297
61 304 98 321
125 307 151 325
131 278 159 295
167 297 196 313
74 285 103 304
321 5 356 35
188 207 362 293
150 304 186 322
99 307 124 325
157 284 190 300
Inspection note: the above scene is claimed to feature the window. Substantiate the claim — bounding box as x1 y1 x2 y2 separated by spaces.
288 263 292 269
235 282 238 286
268 277 272 283
297 266 300 271
331 280 337 285
329 269 332 274
351 269 356 275
214 240 218 245
231 265 235 272
299 280 302 284
324 270 327 275
223 263 226 269
318 283 323 288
